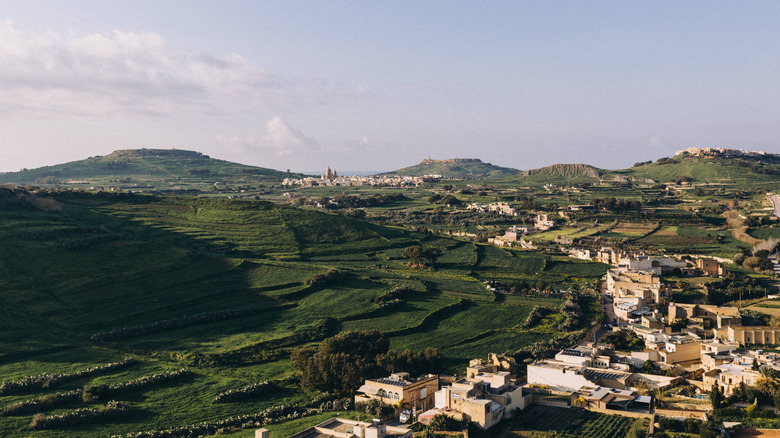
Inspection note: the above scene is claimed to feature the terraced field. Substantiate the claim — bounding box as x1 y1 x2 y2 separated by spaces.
0 189 607 437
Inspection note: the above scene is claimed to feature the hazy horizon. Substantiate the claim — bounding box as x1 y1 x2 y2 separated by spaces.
2 2 780 173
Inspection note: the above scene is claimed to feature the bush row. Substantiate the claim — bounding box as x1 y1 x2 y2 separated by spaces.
17 229 52 240
84 369 191 399
385 299 467 336
187 318 337 367
62 233 133 249
521 306 553 329
214 381 273 403
109 403 309 438
3 390 82 416
29 401 129 430
4 369 190 416
90 308 262 342
373 286 414 304
0 358 137 396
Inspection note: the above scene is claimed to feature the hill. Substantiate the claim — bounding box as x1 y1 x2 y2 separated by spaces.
498 148 780 186
610 148 780 185
383 158 520 179
517 163 602 185
0 148 303 192
0 187 605 437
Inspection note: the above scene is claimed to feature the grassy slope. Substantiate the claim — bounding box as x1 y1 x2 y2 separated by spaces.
0 149 302 188
495 155 780 187
382 159 520 179
611 156 779 185
0 190 605 437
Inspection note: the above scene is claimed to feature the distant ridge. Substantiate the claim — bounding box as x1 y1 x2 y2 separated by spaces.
0 148 303 190
104 148 210 159
383 157 520 179
523 163 600 178
501 148 780 186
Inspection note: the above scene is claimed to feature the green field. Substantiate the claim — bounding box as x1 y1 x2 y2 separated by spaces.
0 189 606 437
510 405 647 438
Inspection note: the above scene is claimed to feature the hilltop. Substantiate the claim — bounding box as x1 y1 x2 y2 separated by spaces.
516 163 602 185
499 148 780 186
0 148 303 192
382 158 520 179
611 148 780 185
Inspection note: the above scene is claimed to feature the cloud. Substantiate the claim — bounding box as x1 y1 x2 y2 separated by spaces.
0 21 284 116
217 117 322 157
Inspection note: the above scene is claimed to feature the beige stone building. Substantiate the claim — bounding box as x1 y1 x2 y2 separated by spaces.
355 373 439 412
668 303 741 331
657 334 702 365
288 418 412 438
423 357 530 429
696 259 729 277
606 269 665 305
703 351 780 396
725 326 780 345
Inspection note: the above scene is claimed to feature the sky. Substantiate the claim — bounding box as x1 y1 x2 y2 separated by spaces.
1 1 780 173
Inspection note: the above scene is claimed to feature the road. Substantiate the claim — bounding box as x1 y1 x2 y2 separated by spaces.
771 194 780 220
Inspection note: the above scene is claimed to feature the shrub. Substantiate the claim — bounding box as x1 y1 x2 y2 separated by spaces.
29 401 129 429
305 269 342 285
91 308 261 341
0 358 137 396
214 381 273 403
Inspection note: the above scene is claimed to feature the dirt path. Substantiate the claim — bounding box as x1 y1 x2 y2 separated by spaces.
723 210 762 245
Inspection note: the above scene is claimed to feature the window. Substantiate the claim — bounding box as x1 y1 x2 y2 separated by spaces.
420 388 427 398
394 393 400 400
379 389 387 398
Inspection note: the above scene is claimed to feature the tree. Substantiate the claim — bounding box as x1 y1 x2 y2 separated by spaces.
291 330 442 396
402 245 441 268
755 366 779 396
572 396 588 408
773 387 780 410
426 413 464 431
710 384 724 409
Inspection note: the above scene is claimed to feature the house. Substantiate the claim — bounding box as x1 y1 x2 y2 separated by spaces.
567 205 596 212
613 297 652 323
527 345 633 393
668 303 741 331
567 248 591 260
355 373 439 412
468 202 518 217
287 418 412 438
488 202 518 217
582 387 653 413
657 334 702 365
425 358 531 429
696 259 729 277
605 269 665 308
491 226 521 247
534 214 555 231
703 351 780 395
700 339 740 371
615 254 686 276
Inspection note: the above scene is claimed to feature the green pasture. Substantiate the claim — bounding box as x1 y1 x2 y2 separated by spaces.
0 191 607 437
